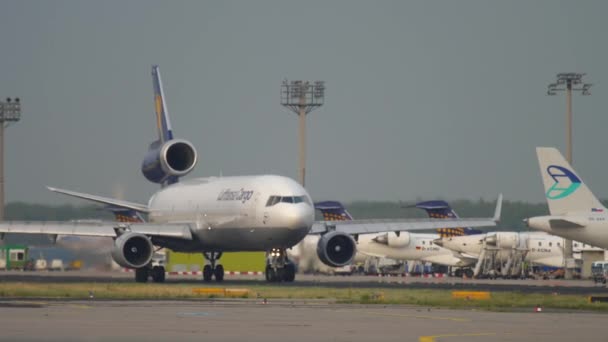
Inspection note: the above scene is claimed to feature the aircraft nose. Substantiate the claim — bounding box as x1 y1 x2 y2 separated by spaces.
283 204 314 229
433 238 444 247
523 218 529 226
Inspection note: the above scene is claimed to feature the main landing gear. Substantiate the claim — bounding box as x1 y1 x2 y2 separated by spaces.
135 265 166 283
265 248 296 283
203 252 224 282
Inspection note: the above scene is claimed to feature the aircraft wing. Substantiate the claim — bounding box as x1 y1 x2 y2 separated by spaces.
309 217 498 235
310 194 502 235
47 186 149 213
0 221 193 240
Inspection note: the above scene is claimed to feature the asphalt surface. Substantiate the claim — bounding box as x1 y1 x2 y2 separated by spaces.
0 299 605 341
1 270 607 295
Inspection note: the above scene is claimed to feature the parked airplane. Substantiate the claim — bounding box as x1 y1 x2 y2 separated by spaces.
293 200 497 276
0 66 500 283
431 200 573 273
526 147 608 249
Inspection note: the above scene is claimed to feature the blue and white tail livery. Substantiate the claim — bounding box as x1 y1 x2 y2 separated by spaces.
537 147 606 215
152 65 174 143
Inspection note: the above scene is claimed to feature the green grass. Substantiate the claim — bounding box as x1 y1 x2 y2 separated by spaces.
0 282 607 312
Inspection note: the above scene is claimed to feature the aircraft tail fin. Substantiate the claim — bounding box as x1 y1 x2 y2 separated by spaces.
414 200 482 237
314 201 354 221
151 65 174 143
536 147 605 215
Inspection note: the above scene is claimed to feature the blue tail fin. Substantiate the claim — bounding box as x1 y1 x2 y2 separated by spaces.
152 65 174 143
414 200 482 237
314 201 354 221
104 206 146 223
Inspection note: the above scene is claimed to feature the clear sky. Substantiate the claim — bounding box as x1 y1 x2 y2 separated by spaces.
0 1 606 205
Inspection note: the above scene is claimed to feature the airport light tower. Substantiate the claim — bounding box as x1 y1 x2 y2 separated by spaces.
0 98 21 221
546 73 591 280
281 80 325 187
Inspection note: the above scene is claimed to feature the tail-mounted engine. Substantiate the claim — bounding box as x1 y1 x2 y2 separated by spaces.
372 232 411 248
485 232 519 249
316 231 357 267
111 232 154 269
141 139 197 184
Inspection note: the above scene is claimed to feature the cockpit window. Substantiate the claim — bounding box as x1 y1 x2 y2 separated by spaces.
266 195 310 206
266 196 280 207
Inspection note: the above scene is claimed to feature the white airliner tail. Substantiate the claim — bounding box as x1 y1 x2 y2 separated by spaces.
536 147 605 215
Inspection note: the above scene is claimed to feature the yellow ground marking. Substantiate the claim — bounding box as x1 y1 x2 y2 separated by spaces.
362 311 471 322
67 304 92 309
419 332 496 342
451 291 491 300
192 288 250 297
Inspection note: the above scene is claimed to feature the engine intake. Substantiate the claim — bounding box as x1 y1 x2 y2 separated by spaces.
141 139 197 183
316 231 357 267
111 232 154 269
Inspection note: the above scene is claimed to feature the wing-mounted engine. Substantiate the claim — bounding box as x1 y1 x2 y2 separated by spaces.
372 232 411 248
111 232 154 268
316 231 357 267
485 232 519 249
141 139 197 184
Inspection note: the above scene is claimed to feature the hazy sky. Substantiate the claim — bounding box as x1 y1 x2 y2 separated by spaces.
1 1 607 205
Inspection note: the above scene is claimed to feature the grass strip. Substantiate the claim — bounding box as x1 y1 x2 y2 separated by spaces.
0 282 607 312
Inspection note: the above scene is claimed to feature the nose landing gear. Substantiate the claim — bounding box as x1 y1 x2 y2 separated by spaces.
203 252 224 282
265 248 296 282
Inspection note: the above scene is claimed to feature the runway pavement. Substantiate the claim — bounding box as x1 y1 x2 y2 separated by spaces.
1 270 607 295
0 299 605 341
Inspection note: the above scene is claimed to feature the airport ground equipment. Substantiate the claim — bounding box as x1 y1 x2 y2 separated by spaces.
0 244 28 270
591 261 608 284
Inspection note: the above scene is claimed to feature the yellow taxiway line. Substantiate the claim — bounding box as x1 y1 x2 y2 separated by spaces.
419 332 496 342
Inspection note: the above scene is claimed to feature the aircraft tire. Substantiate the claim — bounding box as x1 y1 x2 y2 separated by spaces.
283 263 296 282
203 265 213 282
151 266 165 283
214 265 224 282
135 268 149 283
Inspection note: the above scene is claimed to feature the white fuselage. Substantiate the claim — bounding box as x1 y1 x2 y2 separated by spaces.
527 213 608 250
356 233 474 267
146 175 314 252
437 231 583 268
291 232 474 272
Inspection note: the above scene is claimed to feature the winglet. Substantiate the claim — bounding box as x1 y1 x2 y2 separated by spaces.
493 193 503 223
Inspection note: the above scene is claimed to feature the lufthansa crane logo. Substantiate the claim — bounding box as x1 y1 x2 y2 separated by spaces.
546 165 581 200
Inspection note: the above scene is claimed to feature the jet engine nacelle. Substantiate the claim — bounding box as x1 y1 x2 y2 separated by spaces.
373 232 411 248
485 232 519 249
316 231 357 267
110 232 154 269
141 139 197 184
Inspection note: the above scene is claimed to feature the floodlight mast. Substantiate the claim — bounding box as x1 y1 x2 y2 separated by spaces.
281 80 325 187
0 97 22 221
546 73 591 280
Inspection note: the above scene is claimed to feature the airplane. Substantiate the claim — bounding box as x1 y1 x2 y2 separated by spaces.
293 199 498 276
0 65 500 283
525 147 608 249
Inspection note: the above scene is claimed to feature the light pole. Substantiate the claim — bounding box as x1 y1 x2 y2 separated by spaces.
0 98 22 221
281 80 325 187
547 73 591 280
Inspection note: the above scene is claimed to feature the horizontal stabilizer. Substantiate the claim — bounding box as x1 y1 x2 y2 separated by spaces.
47 186 149 213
